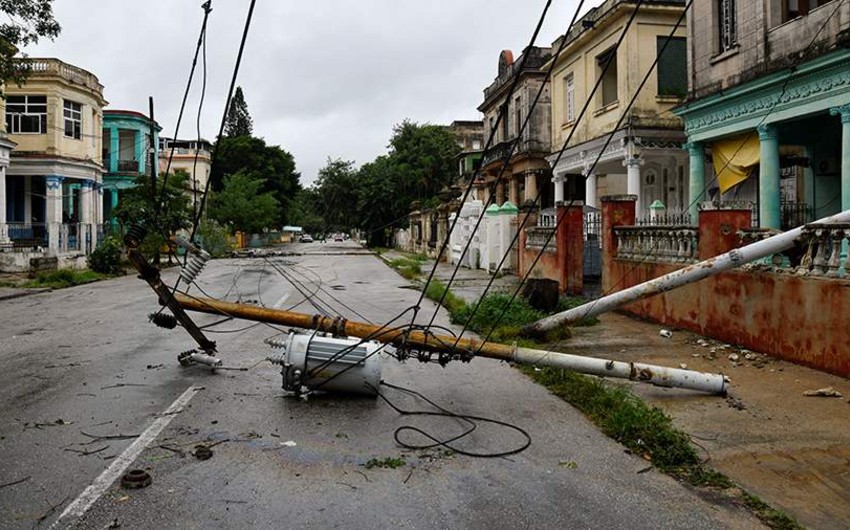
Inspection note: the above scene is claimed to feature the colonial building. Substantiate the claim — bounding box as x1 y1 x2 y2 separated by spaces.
547 0 689 218
1 58 106 269
674 0 850 228
102 110 160 224
158 137 213 213
477 47 553 210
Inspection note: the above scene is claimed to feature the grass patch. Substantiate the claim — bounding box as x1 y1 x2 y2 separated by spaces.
555 296 600 326
22 269 104 289
388 257 421 280
424 279 466 314
448 292 572 344
364 456 406 469
521 366 801 529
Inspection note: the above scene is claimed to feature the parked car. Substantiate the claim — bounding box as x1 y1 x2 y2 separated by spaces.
333 233 344 242
299 234 314 243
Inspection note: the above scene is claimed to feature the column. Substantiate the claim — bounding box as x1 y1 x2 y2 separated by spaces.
524 171 538 203
584 168 598 209
45 176 64 252
830 105 850 212
758 124 781 229
80 180 93 252
624 156 642 214
110 127 119 173
0 168 7 243
685 142 706 222
508 175 520 205
830 105 850 262
496 179 506 205
552 173 565 204
134 130 144 173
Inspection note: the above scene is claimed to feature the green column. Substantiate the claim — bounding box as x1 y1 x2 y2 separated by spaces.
685 142 705 222
134 131 144 173
758 124 780 229
109 127 119 173
830 105 850 211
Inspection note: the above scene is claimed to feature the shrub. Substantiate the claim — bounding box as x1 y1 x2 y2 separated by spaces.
196 220 232 258
87 236 124 275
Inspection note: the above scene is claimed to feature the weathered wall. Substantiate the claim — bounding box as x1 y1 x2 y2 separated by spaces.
602 195 850 377
688 1 850 99
518 205 583 294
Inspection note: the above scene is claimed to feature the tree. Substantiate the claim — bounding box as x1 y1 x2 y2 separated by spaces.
356 156 397 247
0 0 61 97
224 86 253 137
388 120 460 202
113 171 193 263
313 158 359 231
211 135 301 225
288 188 325 235
208 171 279 233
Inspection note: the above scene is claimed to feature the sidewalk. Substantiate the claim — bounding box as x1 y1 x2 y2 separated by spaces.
386 250 850 528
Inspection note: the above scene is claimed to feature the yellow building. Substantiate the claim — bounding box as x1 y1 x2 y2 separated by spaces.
2 58 106 262
158 137 213 213
547 0 688 218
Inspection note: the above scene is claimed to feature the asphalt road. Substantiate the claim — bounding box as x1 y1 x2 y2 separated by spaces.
0 241 762 529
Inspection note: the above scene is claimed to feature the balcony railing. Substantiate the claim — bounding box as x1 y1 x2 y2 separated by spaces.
2 223 48 250
742 223 850 276
28 58 103 93
117 159 138 172
525 226 556 252
615 226 699 263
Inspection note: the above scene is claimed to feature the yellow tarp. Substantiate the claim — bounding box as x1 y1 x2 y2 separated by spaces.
711 133 760 194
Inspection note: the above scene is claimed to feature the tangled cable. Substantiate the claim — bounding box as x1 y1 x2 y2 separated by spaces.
373 381 531 458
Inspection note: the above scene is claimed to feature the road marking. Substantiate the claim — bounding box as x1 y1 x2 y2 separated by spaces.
273 293 290 309
51 385 202 528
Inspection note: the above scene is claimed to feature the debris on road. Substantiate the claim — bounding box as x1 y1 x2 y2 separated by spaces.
803 387 843 398
193 445 213 460
120 469 152 489
659 329 672 338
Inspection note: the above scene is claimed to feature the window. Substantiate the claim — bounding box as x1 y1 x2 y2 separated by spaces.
64 100 82 139
783 0 834 22
5 95 47 134
472 139 481 150
657 37 687 97
501 103 509 141
718 0 737 52
514 97 522 139
597 47 618 108
565 73 575 122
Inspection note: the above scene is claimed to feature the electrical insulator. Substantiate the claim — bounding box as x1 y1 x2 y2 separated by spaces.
150 312 178 329
180 249 211 284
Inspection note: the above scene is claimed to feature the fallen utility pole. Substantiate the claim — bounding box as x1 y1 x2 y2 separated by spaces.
524 208 850 337
173 293 729 395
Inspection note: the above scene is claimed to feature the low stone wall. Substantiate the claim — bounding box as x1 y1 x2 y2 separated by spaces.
602 196 850 378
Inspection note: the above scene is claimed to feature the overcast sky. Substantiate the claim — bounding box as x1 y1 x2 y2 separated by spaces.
25 0 588 186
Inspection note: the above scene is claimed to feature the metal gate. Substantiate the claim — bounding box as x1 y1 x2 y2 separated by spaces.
583 208 602 279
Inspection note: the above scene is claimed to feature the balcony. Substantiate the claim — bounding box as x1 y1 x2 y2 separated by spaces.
27 58 103 94
117 159 139 172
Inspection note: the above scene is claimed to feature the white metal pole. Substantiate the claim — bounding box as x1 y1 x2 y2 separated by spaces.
512 347 728 394
525 208 850 335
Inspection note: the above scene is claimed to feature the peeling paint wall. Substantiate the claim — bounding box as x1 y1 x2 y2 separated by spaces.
602 195 850 377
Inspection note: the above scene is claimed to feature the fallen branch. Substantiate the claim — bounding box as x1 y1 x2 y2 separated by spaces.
0 476 30 489
36 495 70 525
80 431 140 444
64 445 109 456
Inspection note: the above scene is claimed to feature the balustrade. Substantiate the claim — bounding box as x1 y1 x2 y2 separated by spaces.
525 226 556 252
615 226 699 263
795 223 849 277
